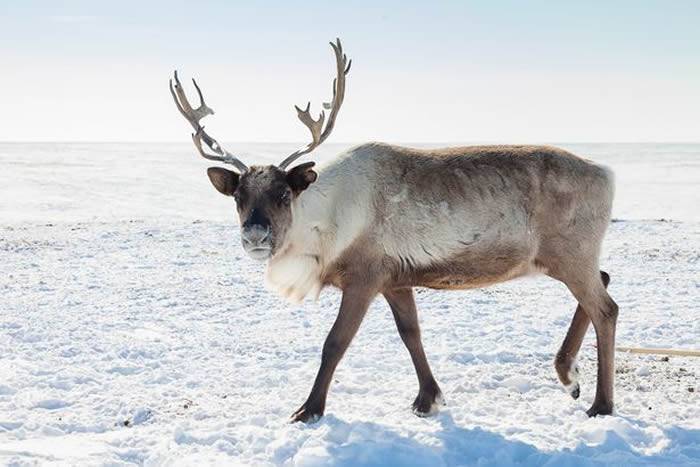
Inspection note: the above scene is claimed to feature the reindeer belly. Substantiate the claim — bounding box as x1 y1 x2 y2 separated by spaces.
402 243 533 290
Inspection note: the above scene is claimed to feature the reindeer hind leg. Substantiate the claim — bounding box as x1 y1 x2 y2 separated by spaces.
551 265 617 416
554 270 611 399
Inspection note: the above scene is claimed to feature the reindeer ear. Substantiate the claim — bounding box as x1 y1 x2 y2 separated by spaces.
286 162 317 193
207 167 239 196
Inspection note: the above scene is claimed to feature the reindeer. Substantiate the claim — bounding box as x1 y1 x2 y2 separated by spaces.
170 39 618 423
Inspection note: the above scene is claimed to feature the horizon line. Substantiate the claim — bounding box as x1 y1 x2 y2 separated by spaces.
1 140 699 145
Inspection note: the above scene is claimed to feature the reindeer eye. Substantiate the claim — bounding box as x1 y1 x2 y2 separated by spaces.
280 191 291 205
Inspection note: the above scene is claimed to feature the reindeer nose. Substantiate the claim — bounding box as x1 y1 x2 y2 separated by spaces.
242 225 271 246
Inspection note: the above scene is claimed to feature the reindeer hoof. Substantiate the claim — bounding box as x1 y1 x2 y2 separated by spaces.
412 390 445 417
290 403 323 424
569 383 581 400
586 401 613 417
561 364 580 399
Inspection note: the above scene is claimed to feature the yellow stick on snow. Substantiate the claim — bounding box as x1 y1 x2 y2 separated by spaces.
616 347 700 357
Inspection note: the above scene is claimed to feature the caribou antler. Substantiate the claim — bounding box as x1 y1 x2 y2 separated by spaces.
169 70 248 173
278 38 351 170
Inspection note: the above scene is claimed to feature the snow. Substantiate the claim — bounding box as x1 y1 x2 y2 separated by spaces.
0 142 698 466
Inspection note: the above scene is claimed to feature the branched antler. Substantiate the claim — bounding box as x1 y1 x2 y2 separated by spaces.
278 38 351 170
171 39 350 172
169 71 248 173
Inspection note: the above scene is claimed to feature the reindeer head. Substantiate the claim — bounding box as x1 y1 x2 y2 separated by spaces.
170 39 351 261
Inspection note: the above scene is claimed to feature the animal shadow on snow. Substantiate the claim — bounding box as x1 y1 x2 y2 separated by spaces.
308 413 699 467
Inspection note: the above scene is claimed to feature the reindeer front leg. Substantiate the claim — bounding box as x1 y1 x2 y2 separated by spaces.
384 288 443 416
291 286 375 423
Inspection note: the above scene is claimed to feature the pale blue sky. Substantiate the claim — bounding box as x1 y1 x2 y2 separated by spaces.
2 1 698 142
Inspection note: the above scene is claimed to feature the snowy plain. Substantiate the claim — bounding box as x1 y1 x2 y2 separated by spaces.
0 142 698 466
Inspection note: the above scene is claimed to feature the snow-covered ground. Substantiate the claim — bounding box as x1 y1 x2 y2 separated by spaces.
1 143 698 466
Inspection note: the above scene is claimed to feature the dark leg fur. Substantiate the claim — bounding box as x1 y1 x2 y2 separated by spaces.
384 288 443 416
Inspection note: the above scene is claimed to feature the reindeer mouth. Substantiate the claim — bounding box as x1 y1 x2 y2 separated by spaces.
245 246 273 261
